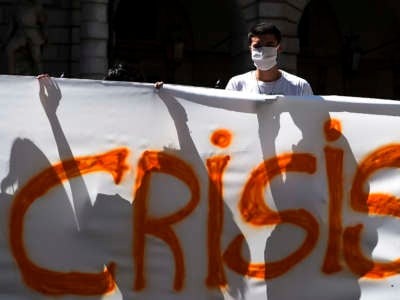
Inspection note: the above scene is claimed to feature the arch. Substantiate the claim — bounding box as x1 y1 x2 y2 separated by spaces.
108 0 192 83
108 0 239 86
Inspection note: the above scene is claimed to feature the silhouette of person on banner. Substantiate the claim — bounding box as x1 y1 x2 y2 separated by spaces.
256 97 375 300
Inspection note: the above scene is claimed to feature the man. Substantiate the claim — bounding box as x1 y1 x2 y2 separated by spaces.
226 22 313 96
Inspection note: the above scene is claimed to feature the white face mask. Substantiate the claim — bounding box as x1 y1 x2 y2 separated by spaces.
251 46 278 71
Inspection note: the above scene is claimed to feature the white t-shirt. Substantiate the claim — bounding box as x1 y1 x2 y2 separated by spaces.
225 70 313 96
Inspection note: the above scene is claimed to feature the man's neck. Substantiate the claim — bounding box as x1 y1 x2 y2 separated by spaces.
255 66 281 82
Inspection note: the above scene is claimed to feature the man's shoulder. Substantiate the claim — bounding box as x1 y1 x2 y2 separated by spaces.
229 71 253 82
225 71 254 90
279 70 314 96
280 70 309 85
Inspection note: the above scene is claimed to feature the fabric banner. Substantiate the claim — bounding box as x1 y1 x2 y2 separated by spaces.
1 75 400 300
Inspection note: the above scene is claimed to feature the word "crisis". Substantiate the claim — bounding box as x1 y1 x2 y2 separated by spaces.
9 119 400 296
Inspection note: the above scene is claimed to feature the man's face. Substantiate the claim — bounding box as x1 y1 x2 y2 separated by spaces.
250 34 280 50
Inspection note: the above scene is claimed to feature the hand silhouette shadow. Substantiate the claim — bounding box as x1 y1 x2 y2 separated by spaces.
38 75 61 116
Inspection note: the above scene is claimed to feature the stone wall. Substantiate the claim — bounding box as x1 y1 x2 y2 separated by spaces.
43 0 76 77
0 1 14 74
0 0 109 79
80 0 108 79
0 0 78 77
0 0 311 79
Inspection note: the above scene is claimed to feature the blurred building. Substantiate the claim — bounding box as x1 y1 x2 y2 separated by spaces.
1 0 400 99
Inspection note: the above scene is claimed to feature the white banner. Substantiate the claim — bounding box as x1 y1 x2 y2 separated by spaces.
1 75 400 300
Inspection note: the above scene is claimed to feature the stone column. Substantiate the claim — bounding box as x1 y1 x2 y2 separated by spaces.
80 0 109 79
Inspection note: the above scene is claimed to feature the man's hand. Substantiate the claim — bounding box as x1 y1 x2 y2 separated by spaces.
154 81 164 89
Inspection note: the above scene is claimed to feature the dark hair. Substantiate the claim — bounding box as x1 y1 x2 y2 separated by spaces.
104 64 131 81
247 22 282 44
